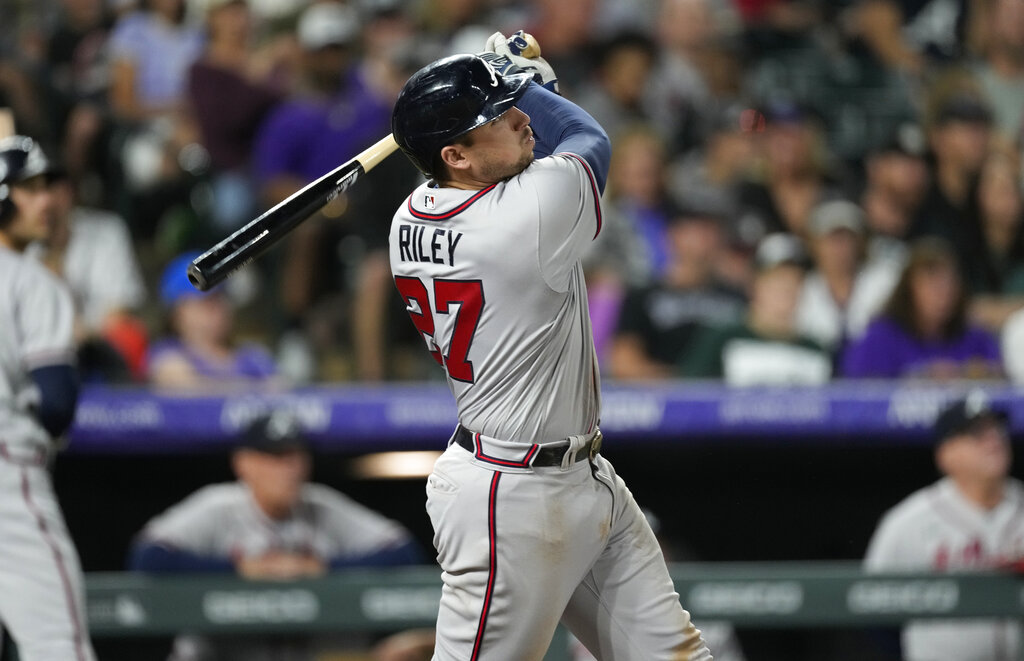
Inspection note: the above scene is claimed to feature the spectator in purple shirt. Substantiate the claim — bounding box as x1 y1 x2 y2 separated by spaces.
841 237 1003 380
147 251 280 389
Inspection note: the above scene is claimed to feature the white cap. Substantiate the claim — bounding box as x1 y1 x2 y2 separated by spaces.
298 2 360 50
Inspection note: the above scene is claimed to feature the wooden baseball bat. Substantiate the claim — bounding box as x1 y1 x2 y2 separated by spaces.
188 133 399 291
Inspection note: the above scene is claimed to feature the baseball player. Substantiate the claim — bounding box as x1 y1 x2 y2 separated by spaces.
388 33 711 660
864 390 1024 661
129 410 423 574
0 135 96 660
128 410 424 661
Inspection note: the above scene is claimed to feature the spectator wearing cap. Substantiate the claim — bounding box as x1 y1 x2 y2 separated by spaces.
146 251 279 388
840 237 1003 379
609 205 746 380
795 198 902 354
860 122 929 264
864 391 1023 661
680 233 830 384
128 410 425 659
909 93 994 248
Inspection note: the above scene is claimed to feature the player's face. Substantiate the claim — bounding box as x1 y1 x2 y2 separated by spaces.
461 107 535 183
4 176 56 248
940 418 1012 483
235 448 311 519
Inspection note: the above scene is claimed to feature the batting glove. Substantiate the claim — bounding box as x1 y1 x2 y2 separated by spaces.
478 30 559 94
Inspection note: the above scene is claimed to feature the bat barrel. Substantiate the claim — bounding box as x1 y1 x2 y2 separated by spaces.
188 165 363 291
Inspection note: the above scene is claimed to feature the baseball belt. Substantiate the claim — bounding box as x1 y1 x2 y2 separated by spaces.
453 425 602 467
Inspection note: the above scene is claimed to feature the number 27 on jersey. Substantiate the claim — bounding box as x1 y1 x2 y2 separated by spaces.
394 276 484 384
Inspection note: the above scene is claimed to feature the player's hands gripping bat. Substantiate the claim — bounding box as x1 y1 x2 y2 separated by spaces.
188 134 398 291
478 31 559 94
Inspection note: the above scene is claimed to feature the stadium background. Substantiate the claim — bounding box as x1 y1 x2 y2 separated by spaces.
2 0 1024 658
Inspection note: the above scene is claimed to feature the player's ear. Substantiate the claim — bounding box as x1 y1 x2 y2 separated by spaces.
440 144 471 172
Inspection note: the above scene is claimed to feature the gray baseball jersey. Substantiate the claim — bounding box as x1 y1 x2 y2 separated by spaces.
0 244 95 661
390 154 602 443
138 482 414 560
0 246 76 453
865 477 1024 660
391 153 710 660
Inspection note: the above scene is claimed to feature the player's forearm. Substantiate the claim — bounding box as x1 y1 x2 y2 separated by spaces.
28 364 79 438
517 83 611 192
127 541 235 573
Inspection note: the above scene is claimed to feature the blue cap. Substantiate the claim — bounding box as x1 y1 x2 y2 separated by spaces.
160 251 212 307
934 390 1008 445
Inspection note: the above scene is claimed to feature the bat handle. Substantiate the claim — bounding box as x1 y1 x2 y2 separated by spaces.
360 134 399 172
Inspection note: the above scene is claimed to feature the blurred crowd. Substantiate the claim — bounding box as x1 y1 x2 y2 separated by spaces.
4 0 1024 387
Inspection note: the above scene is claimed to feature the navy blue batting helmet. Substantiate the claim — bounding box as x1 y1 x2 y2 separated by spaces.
0 136 56 224
391 54 532 179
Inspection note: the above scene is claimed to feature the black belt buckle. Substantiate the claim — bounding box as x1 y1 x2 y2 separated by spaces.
588 431 602 461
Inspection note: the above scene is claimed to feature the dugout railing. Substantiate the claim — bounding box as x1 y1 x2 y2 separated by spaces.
73 563 1024 660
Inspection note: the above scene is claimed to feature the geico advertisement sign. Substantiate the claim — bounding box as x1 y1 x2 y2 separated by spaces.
688 582 804 615
203 589 320 623
847 580 959 614
361 587 442 621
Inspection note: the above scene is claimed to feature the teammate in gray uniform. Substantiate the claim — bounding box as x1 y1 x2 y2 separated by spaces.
130 410 423 574
388 34 711 660
865 391 1024 661
0 135 96 661
129 410 424 660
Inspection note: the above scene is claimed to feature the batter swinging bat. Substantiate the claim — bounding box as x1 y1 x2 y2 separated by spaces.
187 133 399 291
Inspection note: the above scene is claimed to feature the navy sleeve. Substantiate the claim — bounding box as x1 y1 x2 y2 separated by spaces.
516 83 611 193
28 364 79 438
328 539 426 570
128 541 236 573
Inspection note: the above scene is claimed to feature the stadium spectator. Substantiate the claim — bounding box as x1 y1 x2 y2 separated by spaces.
187 0 287 233
107 0 206 237
573 31 660 143
601 125 675 284
796 198 902 354
967 0 1024 150
961 151 1024 331
737 100 844 240
680 232 831 384
523 0 600 98
43 0 117 202
910 91 994 249
108 0 204 122
860 122 928 266
849 0 970 75
841 237 1003 379
147 251 279 388
128 410 425 660
666 103 759 231
27 171 148 382
864 391 1022 661
646 0 734 154
609 206 746 379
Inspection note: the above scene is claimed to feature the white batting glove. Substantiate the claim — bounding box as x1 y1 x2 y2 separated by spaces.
479 30 559 94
